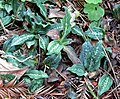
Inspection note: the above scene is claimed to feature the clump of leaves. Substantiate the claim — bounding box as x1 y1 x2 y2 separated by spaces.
67 40 105 74
0 0 115 98
67 40 113 97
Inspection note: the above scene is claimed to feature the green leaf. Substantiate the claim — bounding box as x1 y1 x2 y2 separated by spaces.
80 41 93 66
90 21 100 27
25 70 48 79
71 25 83 36
5 4 12 14
39 36 49 52
67 64 85 76
33 0 48 3
11 34 35 46
23 77 31 86
6 51 36 68
3 35 18 52
49 23 63 31
34 13 43 25
0 74 15 82
84 27 104 39
85 0 102 4
98 74 113 96
26 40 37 48
11 0 19 14
84 4 104 21
85 40 104 71
61 39 71 45
6 53 22 67
62 7 71 35
35 0 47 18
0 1 4 9
0 16 11 27
21 57 36 67
113 4 120 19
47 40 64 55
105 47 112 53
16 3 26 21
44 53 61 69
29 79 43 92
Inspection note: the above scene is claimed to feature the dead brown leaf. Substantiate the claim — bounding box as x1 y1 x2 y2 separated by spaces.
63 46 81 64
46 29 60 40
48 8 65 18
0 58 28 79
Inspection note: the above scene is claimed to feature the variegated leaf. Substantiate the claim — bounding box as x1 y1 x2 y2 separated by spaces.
11 34 35 46
62 7 71 35
98 74 113 96
47 40 64 55
84 27 104 39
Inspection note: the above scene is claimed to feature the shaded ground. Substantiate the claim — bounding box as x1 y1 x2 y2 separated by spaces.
0 0 120 99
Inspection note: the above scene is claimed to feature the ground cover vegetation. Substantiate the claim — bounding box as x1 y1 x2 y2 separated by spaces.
0 0 120 98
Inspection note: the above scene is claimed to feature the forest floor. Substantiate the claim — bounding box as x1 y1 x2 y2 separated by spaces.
0 0 120 99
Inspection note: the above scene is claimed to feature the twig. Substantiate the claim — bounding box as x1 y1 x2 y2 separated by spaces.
2 54 33 63
37 34 41 69
104 83 120 99
85 78 99 99
55 69 78 89
0 19 9 34
99 67 114 81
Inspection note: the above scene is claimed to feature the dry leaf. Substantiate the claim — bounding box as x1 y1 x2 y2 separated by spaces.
63 46 81 64
46 29 60 40
48 8 65 18
48 65 63 82
0 58 28 79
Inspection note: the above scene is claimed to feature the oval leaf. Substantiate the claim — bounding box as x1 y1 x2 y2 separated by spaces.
80 40 93 66
35 1 47 18
62 7 71 35
72 25 83 37
25 70 48 79
84 27 104 39
85 40 105 71
0 16 11 27
47 40 64 55
98 74 113 96
44 53 61 69
26 40 37 48
39 36 49 51
11 34 35 46
67 64 85 76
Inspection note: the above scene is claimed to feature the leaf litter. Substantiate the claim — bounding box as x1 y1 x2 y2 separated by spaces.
0 0 120 99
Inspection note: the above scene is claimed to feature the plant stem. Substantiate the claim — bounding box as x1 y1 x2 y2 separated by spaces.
60 32 67 43
85 78 99 99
